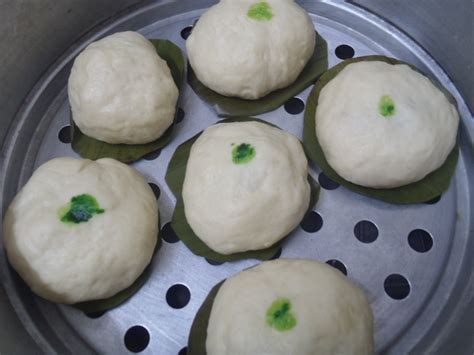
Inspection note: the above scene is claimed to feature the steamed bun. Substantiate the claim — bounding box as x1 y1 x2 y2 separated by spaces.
3 157 158 304
316 61 459 188
206 259 374 355
68 31 178 144
182 121 310 255
186 0 315 99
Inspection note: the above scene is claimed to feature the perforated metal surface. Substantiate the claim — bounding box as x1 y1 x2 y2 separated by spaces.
0 1 473 354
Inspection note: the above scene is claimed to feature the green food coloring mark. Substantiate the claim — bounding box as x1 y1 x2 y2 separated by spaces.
59 194 104 224
379 95 396 117
248 1 273 21
232 143 256 164
266 297 297 331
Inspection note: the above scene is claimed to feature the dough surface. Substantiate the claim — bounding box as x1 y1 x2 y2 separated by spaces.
68 31 178 144
3 157 158 304
206 259 374 355
186 0 315 99
316 61 459 188
182 121 310 255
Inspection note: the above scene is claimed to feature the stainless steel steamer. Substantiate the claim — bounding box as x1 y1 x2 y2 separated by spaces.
0 1 473 354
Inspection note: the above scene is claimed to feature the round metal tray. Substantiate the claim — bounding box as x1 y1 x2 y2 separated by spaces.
1 1 473 354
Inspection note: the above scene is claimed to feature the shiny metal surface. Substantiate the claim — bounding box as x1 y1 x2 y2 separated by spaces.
0 1 473 354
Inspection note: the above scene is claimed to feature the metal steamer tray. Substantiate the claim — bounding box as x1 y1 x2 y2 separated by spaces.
1 1 473 354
